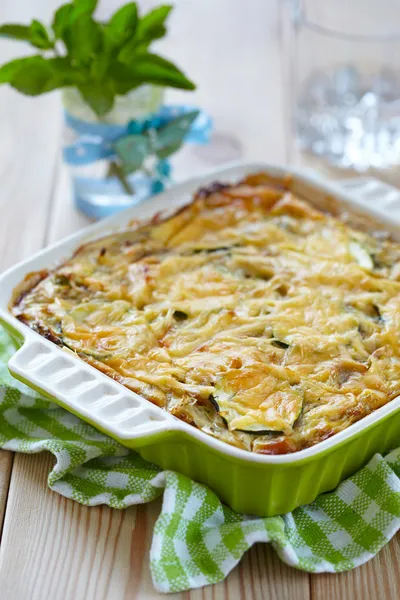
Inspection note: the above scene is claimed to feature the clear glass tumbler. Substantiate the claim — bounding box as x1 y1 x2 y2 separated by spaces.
292 0 400 171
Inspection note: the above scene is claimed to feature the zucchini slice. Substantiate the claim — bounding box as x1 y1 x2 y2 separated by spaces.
271 339 289 349
173 310 189 321
211 386 303 435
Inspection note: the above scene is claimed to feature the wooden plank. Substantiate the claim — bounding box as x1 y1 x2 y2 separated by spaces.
280 5 400 600
163 0 286 179
0 452 310 600
310 537 400 600
45 160 91 246
0 452 13 538
4 0 397 597
0 0 64 553
0 92 62 270
0 1 308 599
0 1 63 270
0 87 62 549
135 505 310 600
0 453 165 600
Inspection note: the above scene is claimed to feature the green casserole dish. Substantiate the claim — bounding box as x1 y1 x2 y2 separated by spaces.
2 162 400 516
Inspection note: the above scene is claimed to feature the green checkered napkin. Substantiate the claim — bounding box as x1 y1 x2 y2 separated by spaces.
1 327 400 593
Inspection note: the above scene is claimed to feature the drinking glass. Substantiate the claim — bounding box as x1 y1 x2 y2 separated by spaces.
292 0 400 171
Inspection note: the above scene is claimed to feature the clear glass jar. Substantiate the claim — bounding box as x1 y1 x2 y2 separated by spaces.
62 85 166 219
292 0 400 171
62 86 164 124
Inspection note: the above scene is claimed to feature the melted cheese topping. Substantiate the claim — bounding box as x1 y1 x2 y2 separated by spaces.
11 173 400 454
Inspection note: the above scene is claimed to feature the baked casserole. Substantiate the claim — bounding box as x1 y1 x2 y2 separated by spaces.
10 173 400 454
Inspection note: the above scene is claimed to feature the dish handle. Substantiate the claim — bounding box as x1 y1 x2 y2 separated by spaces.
7 337 180 446
334 176 400 214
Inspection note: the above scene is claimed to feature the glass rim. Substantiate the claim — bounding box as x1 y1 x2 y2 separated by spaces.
294 14 400 42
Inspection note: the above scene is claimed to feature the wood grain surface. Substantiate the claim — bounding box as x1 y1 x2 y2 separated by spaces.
0 1 398 599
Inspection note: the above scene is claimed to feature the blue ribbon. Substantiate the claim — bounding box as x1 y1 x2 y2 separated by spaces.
64 105 213 166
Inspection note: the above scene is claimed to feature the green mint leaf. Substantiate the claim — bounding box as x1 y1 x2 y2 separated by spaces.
0 56 82 92
78 82 115 116
10 56 61 95
136 5 172 44
0 56 39 84
69 15 102 64
126 52 195 91
114 134 150 172
135 25 166 51
52 3 74 39
155 140 183 160
48 56 86 85
107 3 138 45
153 110 199 158
30 19 54 50
108 61 141 95
121 163 140 176
131 38 161 54
72 0 98 18
0 24 32 42
117 38 137 64
90 26 117 83
90 53 109 82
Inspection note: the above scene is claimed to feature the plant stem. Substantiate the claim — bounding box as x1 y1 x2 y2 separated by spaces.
107 161 135 195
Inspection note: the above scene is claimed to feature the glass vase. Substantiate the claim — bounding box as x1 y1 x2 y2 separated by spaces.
62 85 167 220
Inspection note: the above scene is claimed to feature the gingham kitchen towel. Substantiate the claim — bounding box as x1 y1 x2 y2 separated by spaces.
1 326 400 593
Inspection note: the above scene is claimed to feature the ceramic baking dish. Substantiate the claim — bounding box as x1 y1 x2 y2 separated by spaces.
2 162 400 517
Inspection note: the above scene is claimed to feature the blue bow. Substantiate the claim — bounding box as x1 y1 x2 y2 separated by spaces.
64 105 213 166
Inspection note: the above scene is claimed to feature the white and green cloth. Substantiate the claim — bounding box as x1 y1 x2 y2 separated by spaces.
1 327 400 593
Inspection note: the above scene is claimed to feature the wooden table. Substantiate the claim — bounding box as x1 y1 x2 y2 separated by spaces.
0 1 399 598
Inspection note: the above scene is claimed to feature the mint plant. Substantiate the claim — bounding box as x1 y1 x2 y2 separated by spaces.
0 1 195 117
0 1 198 195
